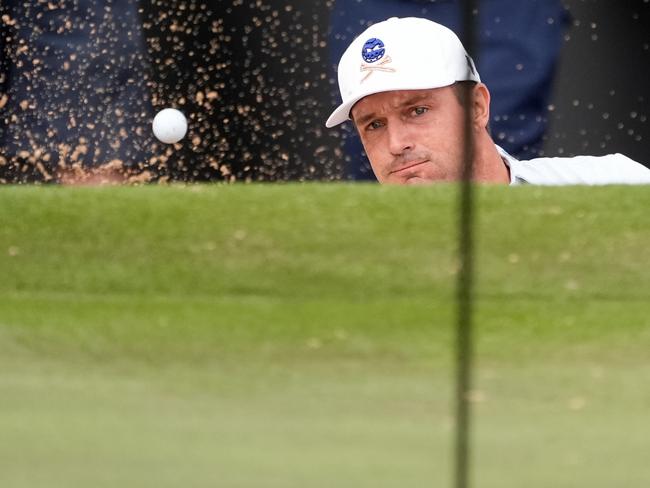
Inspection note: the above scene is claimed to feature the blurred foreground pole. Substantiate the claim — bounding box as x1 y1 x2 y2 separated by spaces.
455 1 478 488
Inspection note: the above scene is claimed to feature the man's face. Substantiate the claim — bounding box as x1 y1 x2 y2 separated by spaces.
351 87 467 184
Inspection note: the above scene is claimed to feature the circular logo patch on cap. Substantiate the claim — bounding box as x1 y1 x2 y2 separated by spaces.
362 38 385 64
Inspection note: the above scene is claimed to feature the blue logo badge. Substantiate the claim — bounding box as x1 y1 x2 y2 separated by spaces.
362 38 385 64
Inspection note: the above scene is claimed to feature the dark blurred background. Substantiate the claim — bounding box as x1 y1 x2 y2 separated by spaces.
139 0 341 182
544 0 649 164
0 0 648 183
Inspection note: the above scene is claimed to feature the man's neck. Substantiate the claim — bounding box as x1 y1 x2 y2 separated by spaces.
472 134 511 184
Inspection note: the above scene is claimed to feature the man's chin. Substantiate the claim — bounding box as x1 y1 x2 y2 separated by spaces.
404 175 433 185
382 175 434 185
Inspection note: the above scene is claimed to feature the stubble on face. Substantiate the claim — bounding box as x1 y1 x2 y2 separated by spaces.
383 148 459 184
351 88 466 184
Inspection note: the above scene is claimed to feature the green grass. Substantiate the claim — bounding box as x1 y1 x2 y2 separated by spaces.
0 184 649 487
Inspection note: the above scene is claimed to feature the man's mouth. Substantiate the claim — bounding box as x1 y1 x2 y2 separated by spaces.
390 160 429 175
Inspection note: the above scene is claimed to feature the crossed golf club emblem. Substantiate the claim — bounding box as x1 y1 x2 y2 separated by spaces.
360 56 396 82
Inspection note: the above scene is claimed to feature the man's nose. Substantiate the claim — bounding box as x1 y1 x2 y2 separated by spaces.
387 122 413 156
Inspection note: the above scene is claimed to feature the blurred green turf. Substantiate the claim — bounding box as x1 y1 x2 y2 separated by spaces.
0 184 649 487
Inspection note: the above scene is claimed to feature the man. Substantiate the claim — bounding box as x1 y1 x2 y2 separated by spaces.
328 0 569 179
326 17 650 185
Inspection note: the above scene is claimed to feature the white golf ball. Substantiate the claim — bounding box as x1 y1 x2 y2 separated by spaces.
152 108 187 144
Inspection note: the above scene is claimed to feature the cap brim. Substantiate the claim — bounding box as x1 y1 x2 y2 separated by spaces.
326 85 424 128
326 98 361 128
325 78 474 128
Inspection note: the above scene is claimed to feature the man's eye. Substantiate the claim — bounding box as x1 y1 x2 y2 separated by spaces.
367 120 384 131
412 106 428 116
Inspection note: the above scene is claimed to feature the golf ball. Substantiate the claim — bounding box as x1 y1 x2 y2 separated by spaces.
152 108 187 144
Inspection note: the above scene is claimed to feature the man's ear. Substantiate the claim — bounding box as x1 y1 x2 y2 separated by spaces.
473 83 491 130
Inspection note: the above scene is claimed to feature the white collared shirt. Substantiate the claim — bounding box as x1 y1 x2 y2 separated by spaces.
497 146 650 185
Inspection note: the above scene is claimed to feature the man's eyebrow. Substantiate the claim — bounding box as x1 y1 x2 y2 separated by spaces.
353 94 432 126
400 94 431 107
354 112 377 127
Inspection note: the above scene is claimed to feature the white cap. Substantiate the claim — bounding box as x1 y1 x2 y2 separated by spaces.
326 17 480 128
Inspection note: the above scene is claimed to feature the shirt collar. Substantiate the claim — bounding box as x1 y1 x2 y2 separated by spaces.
495 145 528 185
